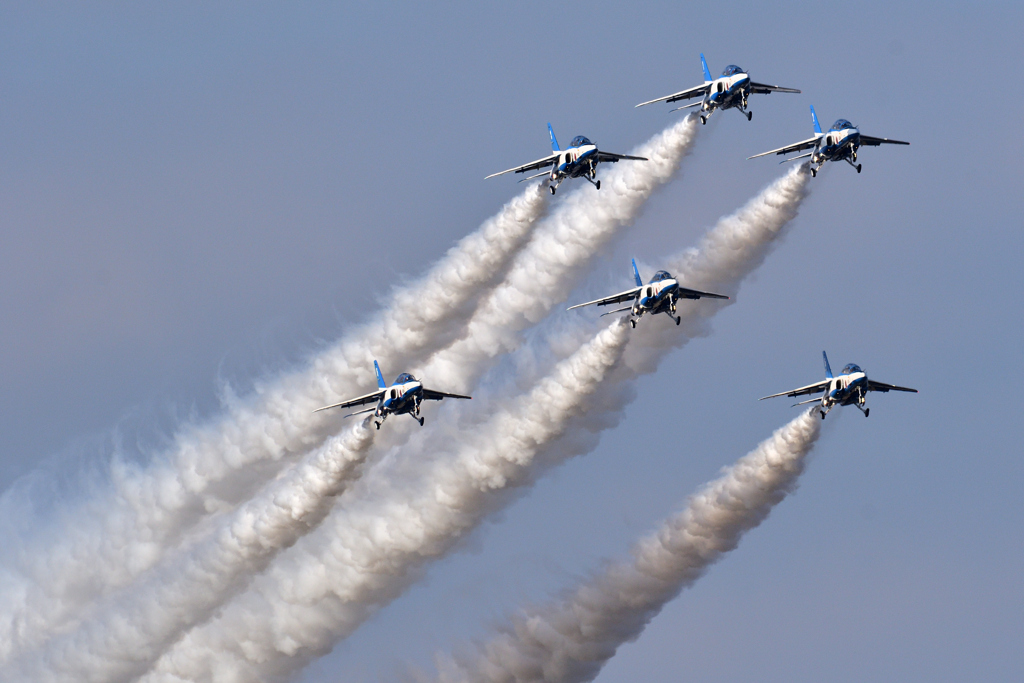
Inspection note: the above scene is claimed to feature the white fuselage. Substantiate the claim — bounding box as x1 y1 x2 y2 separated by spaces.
820 370 868 411
703 72 751 112
378 379 423 417
552 143 599 180
633 278 679 316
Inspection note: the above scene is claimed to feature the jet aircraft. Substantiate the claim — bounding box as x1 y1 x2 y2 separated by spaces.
635 53 800 124
314 361 470 430
748 105 909 176
485 123 647 195
567 259 728 328
760 351 917 419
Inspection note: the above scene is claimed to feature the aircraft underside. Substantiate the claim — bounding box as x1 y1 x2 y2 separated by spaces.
550 162 600 194
700 90 751 125
375 396 425 429
812 145 862 177
630 299 682 328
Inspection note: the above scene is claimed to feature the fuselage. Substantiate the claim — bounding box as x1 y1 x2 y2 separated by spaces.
633 271 679 316
821 364 868 408
815 119 861 164
377 373 424 417
704 65 751 112
553 136 599 180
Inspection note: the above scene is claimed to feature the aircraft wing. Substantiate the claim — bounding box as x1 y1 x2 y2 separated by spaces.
567 286 642 310
485 153 559 179
635 83 709 108
858 135 910 147
421 388 472 401
748 81 801 95
866 380 918 393
748 136 820 159
759 380 829 401
314 389 384 413
674 285 729 301
596 151 649 163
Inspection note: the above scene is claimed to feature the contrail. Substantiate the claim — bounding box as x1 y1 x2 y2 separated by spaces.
141 321 632 683
435 410 822 683
9 422 376 683
0 185 547 664
137 164 810 683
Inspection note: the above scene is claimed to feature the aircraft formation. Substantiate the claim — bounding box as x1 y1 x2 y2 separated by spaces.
317 53 916 424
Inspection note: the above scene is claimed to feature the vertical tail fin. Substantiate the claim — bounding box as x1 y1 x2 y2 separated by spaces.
547 122 560 152
822 351 833 380
810 105 822 135
373 360 387 389
631 259 643 287
700 53 712 82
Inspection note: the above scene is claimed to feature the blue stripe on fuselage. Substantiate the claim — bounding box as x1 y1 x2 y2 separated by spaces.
705 76 750 110
381 385 422 415
818 131 860 161
558 147 598 177
639 282 677 311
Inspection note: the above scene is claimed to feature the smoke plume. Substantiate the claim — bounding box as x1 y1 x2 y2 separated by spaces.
0 185 547 663
142 322 632 683
437 411 822 683
137 164 809 683
10 422 378 683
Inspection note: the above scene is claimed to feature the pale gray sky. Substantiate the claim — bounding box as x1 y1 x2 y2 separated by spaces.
1 3 1021 682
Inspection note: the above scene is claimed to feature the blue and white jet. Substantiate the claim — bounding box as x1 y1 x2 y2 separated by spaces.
567 259 728 328
760 351 917 419
748 105 909 176
314 361 471 430
485 123 647 195
635 53 800 125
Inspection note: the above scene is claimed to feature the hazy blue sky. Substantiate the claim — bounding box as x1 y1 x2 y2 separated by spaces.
1 2 1021 682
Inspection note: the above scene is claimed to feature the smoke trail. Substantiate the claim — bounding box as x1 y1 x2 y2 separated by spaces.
4 115 700 673
421 115 700 393
8 421 377 683
622 162 812 375
0 185 547 663
138 164 809 683
436 410 822 683
141 322 632 683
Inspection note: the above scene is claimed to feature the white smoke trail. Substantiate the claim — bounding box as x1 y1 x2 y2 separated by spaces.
138 163 809 683
142 321 632 683
0 185 547 664
8 421 377 683
3 116 701 675
621 162 812 375
436 410 822 683
419 115 701 393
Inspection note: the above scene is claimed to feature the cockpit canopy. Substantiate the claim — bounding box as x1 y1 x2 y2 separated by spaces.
394 372 417 384
841 363 862 375
721 65 744 77
830 119 856 131
649 270 674 283
570 135 592 147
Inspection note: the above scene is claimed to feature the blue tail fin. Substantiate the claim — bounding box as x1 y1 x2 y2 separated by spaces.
548 122 560 152
700 53 712 82
373 360 387 389
631 259 643 287
822 351 833 379
810 105 822 135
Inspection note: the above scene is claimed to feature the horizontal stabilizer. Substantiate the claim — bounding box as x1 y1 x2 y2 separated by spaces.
343 407 376 419
599 306 633 317
518 170 551 183
779 152 813 164
792 396 823 407
669 101 704 113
